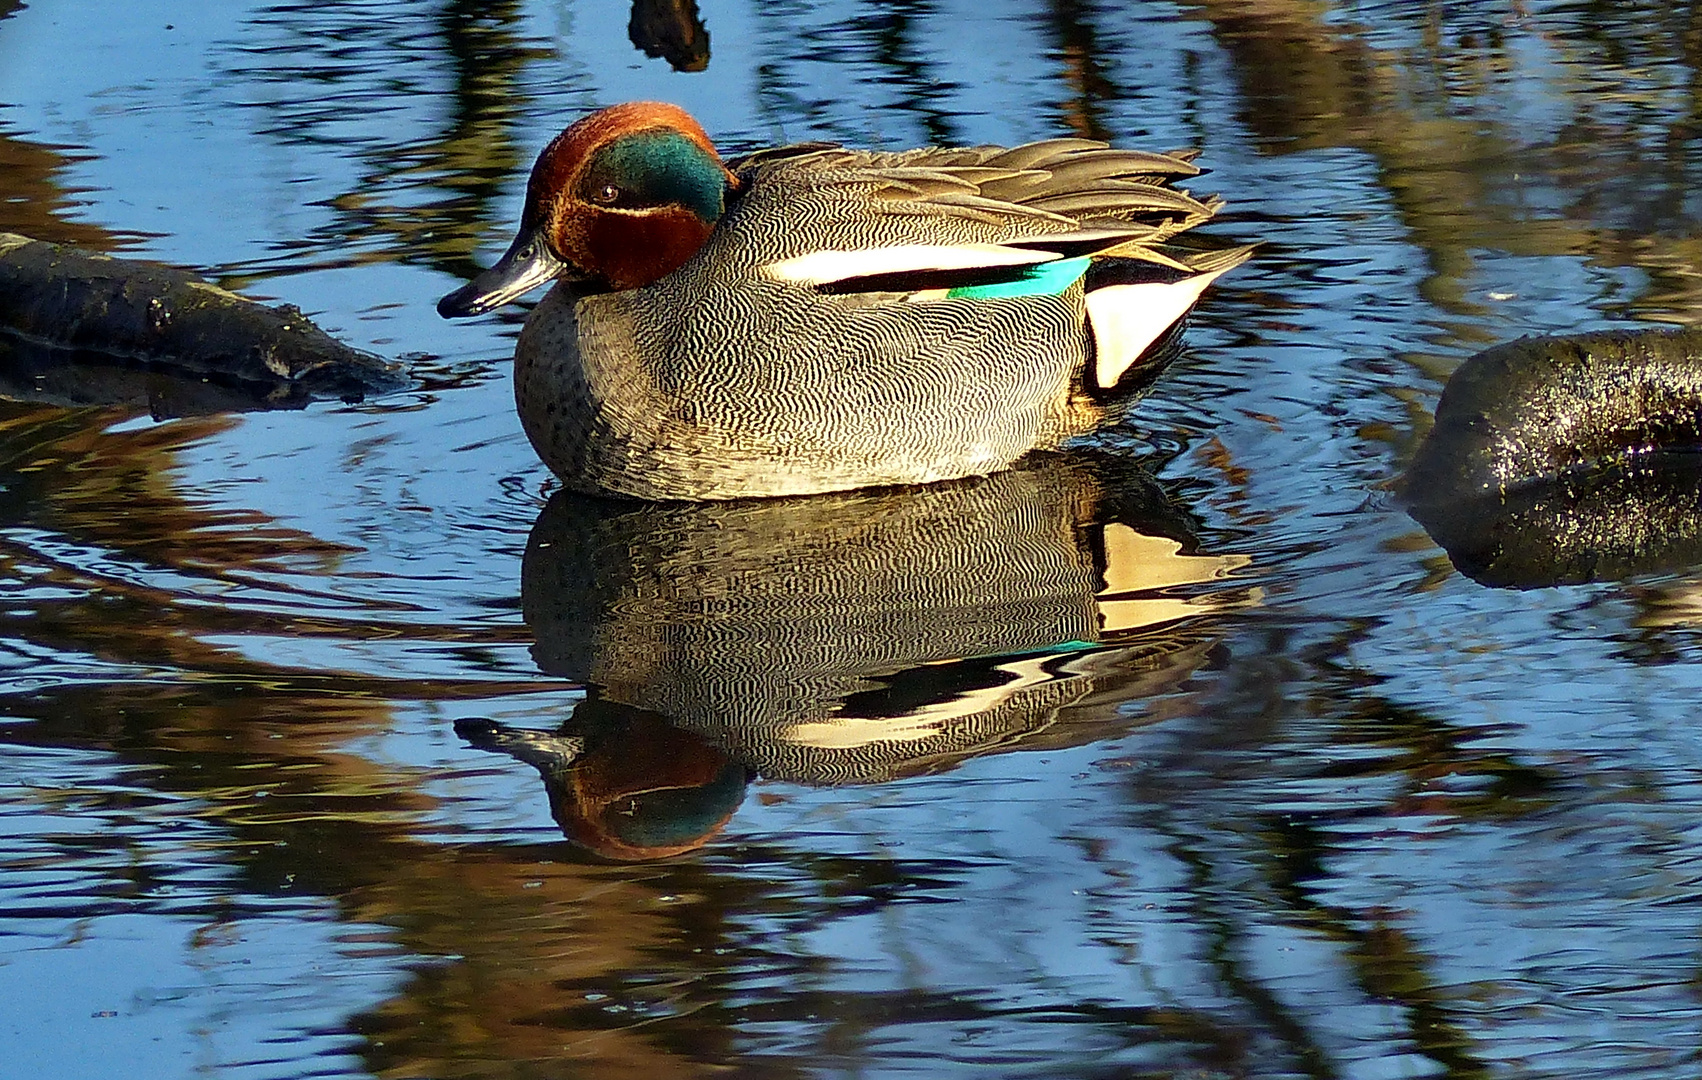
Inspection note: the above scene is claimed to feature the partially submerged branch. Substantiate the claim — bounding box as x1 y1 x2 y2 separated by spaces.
0 232 407 415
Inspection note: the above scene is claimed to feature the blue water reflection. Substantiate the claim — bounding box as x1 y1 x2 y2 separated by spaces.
4 1 1702 1078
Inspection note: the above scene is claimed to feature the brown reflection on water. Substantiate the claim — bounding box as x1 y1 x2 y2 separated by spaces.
211 0 549 286
6 685 708 1080
0 398 536 691
348 856 753 1079
0 398 322 686
1043 0 1118 140
0 126 128 250
0 0 116 248
6 682 429 832
1 666 740 1076
423 0 555 275
0 402 325 567
1186 0 1702 323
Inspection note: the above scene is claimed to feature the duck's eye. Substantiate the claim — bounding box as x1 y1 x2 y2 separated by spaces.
590 183 623 206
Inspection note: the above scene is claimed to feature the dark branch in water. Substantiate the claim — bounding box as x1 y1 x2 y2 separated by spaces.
0 232 407 416
628 0 710 72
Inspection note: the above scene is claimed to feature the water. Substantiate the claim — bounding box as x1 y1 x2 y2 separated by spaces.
3 1 1702 1077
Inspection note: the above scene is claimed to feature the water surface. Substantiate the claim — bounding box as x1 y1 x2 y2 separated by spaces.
3 2 1702 1078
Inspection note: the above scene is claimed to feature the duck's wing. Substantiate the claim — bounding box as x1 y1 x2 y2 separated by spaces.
866 139 1215 235
725 139 1239 291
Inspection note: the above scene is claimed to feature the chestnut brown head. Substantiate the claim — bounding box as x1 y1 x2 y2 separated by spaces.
438 102 735 317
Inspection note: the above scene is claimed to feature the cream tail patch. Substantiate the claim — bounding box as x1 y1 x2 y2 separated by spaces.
1085 267 1230 389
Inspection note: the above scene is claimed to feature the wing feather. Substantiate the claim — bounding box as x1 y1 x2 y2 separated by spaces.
727 134 1242 292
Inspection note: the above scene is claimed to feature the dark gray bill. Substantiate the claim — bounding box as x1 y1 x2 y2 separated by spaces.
437 228 569 318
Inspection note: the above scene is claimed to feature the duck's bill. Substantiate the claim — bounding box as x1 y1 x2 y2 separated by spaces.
436 229 569 318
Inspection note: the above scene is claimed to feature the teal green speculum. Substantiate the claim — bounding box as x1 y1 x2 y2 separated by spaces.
947 256 1093 300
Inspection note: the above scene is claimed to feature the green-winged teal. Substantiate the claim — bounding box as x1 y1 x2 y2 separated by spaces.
439 102 1251 500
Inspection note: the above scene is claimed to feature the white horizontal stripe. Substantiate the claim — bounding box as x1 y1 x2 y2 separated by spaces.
764 243 1059 286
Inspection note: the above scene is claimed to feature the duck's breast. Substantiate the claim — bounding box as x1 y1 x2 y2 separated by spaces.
516 277 1091 499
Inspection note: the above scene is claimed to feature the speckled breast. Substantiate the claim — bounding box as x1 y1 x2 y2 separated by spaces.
512 276 1096 500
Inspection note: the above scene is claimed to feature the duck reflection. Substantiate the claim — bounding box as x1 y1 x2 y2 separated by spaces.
462 453 1257 859
0 125 124 249
457 708 745 861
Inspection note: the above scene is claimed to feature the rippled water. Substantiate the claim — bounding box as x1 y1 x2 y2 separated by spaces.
5 1 1702 1077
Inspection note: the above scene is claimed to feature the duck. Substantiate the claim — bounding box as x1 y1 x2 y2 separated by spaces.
438 101 1252 500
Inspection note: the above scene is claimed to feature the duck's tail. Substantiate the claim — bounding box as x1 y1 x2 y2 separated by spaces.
1085 242 1258 391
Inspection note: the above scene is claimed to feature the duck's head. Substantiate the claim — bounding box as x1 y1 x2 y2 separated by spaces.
437 101 734 318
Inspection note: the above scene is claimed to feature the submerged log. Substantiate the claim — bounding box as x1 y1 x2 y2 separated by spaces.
0 232 406 415
1405 328 1702 588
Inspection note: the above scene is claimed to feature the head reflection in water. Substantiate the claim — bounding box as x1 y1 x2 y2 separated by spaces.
463 453 1257 860
458 706 747 861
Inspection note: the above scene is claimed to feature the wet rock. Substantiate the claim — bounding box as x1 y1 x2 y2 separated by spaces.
1405 328 1702 587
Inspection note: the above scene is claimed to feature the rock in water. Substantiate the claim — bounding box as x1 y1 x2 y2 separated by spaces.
1405 327 1702 499
1405 328 1702 588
